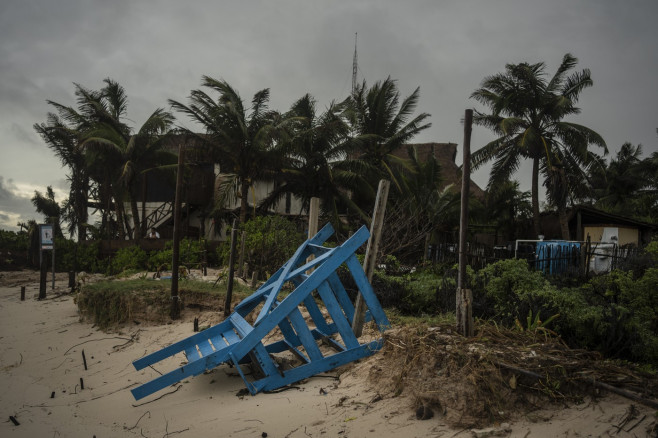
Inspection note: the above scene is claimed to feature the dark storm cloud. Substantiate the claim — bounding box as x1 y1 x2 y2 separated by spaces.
1 0 657 228
0 177 37 230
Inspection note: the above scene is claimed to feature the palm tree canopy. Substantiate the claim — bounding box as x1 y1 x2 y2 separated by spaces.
471 53 607 238
346 76 432 192
169 76 293 223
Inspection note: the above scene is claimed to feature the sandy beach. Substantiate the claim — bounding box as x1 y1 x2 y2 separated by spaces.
1 271 656 437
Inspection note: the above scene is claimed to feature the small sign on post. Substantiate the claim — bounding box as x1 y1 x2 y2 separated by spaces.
39 224 55 296
40 224 54 250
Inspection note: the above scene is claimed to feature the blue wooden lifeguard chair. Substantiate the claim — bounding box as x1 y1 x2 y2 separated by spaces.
130 223 390 400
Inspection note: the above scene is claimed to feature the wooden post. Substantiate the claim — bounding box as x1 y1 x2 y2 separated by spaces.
170 145 185 320
457 109 474 337
51 247 55 291
352 180 390 337
39 250 47 300
308 197 320 238
20 286 25 301
306 197 320 273
224 220 238 317
237 231 246 277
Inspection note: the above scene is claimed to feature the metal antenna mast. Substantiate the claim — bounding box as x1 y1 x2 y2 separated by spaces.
352 32 358 94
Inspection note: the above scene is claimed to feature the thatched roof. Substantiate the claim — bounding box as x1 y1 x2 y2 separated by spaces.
393 142 486 200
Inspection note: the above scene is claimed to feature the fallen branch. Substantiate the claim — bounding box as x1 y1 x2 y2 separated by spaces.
494 361 658 410
132 385 182 407
75 383 138 405
64 337 132 355
127 411 151 431
580 377 658 410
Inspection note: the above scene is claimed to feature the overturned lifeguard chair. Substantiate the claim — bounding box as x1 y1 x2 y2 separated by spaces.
131 223 390 400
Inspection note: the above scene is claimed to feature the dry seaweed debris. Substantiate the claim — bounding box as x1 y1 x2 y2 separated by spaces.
366 321 658 427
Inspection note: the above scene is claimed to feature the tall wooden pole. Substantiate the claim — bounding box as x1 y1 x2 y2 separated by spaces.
170 145 185 320
457 109 474 337
224 219 238 317
39 250 47 300
308 197 320 238
237 231 246 277
306 197 320 272
352 179 390 337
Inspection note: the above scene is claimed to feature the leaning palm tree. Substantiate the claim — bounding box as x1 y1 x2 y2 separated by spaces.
471 53 607 238
346 77 432 198
34 114 90 241
80 106 175 239
258 93 369 226
170 76 291 224
31 186 63 238
36 79 135 238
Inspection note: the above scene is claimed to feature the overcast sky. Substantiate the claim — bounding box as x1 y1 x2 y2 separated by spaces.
1 0 657 232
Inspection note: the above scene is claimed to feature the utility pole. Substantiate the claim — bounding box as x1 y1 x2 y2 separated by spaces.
352 179 389 337
171 145 185 320
457 109 474 337
224 219 238 317
352 33 358 94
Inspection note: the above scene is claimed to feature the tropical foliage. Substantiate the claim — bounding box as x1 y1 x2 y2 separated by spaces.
471 53 607 239
34 79 175 240
584 142 658 222
169 77 291 224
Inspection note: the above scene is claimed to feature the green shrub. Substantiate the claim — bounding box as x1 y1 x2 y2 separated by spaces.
0 229 29 251
148 242 173 271
146 238 205 271
567 269 658 364
218 216 304 277
52 238 107 273
110 245 148 274
475 258 658 364
478 258 556 324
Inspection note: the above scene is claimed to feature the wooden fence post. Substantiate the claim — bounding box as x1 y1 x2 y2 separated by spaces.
171 145 185 320
352 180 390 337
306 197 320 273
39 250 47 300
456 109 474 337
237 231 246 277
224 220 238 317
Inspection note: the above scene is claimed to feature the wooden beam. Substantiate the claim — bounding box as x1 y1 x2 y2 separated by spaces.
457 109 474 337
352 179 390 337
171 145 185 320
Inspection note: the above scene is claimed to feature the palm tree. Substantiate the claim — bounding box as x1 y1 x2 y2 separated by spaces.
81 106 175 239
34 114 90 241
586 142 658 222
346 77 432 198
483 180 532 242
471 53 607 239
380 145 460 260
258 94 369 226
31 186 63 238
169 76 291 224
36 79 134 239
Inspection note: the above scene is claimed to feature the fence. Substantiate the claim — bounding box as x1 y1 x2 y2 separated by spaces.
427 240 641 278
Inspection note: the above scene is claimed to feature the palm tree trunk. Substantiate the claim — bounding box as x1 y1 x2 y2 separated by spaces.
240 179 249 224
141 176 147 238
113 191 127 240
558 203 571 240
531 157 541 238
130 196 141 240
76 174 89 242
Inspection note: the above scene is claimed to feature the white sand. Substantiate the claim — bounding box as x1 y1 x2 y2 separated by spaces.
1 272 655 437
